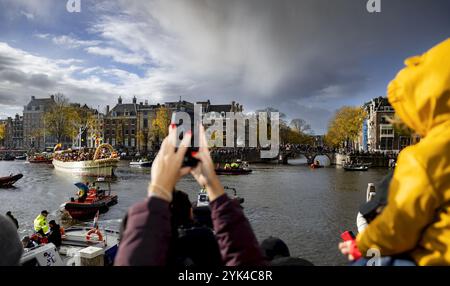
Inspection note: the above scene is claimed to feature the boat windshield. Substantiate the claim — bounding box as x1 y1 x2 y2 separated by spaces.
199 194 209 202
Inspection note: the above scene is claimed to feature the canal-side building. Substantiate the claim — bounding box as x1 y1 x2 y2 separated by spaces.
103 96 139 153
23 95 56 150
4 114 24 149
198 100 245 147
359 96 414 153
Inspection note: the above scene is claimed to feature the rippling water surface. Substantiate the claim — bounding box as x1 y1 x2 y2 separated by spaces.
0 160 388 265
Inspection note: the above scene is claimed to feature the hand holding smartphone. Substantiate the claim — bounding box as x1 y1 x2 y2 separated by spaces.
171 113 199 168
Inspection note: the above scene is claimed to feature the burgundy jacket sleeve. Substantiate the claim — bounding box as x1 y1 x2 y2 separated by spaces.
114 197 171 266
210 194 267 266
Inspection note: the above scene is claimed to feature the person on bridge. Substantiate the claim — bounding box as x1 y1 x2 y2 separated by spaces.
33 210 49 236
339 38 450 266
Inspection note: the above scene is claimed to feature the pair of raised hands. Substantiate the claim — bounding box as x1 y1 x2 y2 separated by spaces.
148 124 224 202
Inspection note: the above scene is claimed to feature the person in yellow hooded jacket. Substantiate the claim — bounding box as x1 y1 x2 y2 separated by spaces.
340 38 450 266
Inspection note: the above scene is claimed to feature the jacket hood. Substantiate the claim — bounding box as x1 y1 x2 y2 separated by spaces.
387 38 450 137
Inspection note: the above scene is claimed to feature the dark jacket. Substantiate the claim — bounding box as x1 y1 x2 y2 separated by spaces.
47 225 62 247
114 194 266 266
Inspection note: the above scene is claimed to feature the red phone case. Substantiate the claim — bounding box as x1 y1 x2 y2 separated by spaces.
341 231 355 241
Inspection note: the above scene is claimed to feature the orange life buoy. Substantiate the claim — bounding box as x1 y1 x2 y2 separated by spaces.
86 228 103 242
60 227 65 236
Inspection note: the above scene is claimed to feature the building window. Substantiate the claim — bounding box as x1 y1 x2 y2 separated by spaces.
380 137 394 150
380 125 394 137
144 118 148 128
399 136 411 150
131 138 135 147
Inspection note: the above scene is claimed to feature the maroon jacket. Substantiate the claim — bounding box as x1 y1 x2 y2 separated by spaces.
114 194 266 266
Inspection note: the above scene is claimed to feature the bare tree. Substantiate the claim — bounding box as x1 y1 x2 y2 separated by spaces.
290 118 312 134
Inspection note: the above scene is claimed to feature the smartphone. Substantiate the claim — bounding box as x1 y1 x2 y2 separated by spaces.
171 112 199 167
340 231 356 242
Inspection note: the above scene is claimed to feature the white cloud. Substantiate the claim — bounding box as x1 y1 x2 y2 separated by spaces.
20 10 34 20
52 35 101 49
85 46 146 65
0 42 149 111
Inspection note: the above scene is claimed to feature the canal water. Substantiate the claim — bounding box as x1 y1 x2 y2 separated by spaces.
0 160 388 266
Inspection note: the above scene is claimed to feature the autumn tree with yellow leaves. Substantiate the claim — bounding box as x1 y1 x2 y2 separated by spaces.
150 106 170 146
0 123 6 145
43 94 81 144
325 106 366 148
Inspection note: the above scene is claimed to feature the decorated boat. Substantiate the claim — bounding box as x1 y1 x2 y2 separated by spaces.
52 144 119 177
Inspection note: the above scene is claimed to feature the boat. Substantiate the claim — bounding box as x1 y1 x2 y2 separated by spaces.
15 154 27 160
20 223 119 266
52 144 119 177
63 179 118 220
343 164 369 171
129 159 152 167
310 163 323 169
28 153 53 164
194 186 244 208
0 173 23 188
215 161 253 175
215 168 253 175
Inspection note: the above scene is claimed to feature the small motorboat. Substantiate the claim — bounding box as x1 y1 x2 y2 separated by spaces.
15 154 27 160
215 161 252 175
310 163 323 169
64 179 118 220
129 159 152 167
194 186 244 208
0 173 23 188
29 153 53 164
343 164 369 171
215 168 253 175
20 222 120 266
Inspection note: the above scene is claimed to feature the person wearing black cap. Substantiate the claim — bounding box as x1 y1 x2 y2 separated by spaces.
47 220 62 247
260 236 314 266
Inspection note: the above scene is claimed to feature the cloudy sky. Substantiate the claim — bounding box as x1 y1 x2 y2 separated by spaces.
0 0 449 134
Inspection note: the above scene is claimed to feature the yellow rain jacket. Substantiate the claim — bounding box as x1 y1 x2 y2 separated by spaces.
33 214 49 234
357 38 450 266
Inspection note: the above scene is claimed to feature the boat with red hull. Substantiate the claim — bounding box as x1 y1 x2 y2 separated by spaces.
64 180 117 220
310 163 324 169
29 155 53 164
215 168 253 175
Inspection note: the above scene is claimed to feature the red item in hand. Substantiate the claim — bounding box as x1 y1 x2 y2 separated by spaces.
341 231 362 260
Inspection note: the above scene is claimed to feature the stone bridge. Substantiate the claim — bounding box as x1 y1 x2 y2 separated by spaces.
278 149 336 165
